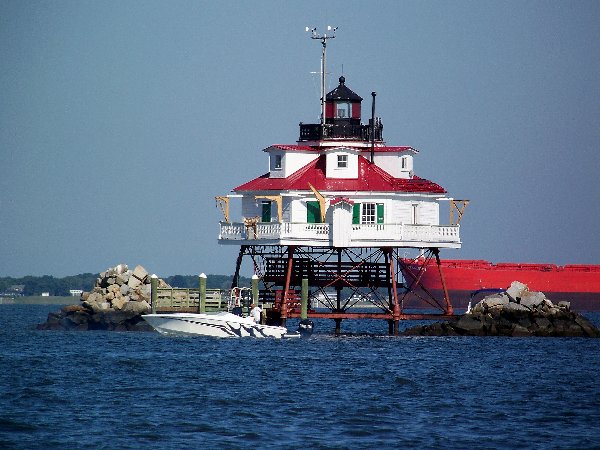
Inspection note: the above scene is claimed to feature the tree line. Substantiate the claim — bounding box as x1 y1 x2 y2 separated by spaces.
0 273 251 297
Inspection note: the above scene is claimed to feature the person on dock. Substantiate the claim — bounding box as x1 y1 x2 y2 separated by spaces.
249 303 262 324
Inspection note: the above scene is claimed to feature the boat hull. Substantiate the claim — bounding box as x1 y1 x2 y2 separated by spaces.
142 312 294 338
400 259 600 312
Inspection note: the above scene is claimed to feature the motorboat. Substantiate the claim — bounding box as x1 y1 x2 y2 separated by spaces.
142 311 303 338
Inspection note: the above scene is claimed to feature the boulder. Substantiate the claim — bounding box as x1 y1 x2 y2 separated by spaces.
558 301 571 311
520 291 546 309
112 296 127 310
116 272 130 286
123 300 151 314
132 265 149 282
482 294 510 309
454 315 483 333
128 276 142 289
506 281 529 302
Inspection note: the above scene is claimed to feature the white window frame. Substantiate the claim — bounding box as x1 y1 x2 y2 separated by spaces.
273 154 282 170
337 154 348 169
361 203 376 224
336 102 351 118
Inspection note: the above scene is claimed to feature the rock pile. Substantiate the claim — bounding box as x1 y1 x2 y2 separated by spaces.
403 281 600 337
37 263 169 331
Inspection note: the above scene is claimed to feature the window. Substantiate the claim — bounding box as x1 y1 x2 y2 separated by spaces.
361 203 376 224
411 204 418 224
336 102 351 118
353 203 384 224
273 154 282 170
401 156 407 169
337 154 348 168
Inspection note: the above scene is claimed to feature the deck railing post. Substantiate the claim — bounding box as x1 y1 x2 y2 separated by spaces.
199 273 207 313
150 274 158 314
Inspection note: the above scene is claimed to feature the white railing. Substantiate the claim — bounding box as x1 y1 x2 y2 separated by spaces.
350 223 459 243
219 222 459 244
219 222 330 242
281 222 330 238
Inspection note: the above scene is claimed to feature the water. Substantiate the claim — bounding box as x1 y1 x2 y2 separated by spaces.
1 305 599 449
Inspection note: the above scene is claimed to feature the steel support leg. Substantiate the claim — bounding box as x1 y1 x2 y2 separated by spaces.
280 246 296 327
335 318 342 335
231 245 247 289
432 247 453 315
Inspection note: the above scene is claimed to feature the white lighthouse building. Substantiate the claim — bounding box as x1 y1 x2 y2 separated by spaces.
216 34 463 334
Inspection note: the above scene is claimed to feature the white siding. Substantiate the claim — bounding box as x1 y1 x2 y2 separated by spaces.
388 198 439 225
373 153 413 178
290 197 307 222
325 147 359 179
266 148 318 178
241 196 260 219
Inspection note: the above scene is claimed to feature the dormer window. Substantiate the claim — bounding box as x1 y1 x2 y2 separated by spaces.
272 154 282 170
337 154 348 168
401 156 408 169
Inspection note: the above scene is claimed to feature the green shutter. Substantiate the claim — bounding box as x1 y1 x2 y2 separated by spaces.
307 201 320 224
352 203 361 224
261 202 271 222
377 203 384 224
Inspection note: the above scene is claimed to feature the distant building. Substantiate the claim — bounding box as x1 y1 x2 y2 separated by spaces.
70 289 83 296
41 292 50 297
7 285 25 296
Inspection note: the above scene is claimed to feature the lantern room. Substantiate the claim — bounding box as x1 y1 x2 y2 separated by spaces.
325 76 362 124
299 76 383 143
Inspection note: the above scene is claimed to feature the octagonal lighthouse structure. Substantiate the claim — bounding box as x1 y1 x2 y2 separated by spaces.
216 33 464 334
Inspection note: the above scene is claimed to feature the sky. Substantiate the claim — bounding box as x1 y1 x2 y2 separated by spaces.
1 0 599 278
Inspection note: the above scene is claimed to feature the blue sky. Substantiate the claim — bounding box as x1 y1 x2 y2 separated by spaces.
1 0 599 277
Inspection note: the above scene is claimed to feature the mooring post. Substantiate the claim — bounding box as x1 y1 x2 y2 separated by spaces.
301 277 308 320
199 273 207 313
252 274 260 323
150 274 158 314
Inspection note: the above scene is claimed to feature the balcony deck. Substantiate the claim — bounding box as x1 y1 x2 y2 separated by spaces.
219 222 461 249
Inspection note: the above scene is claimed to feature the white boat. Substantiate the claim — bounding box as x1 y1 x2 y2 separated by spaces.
142 311 299 339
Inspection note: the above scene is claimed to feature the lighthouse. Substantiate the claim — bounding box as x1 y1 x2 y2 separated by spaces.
216 32 463 334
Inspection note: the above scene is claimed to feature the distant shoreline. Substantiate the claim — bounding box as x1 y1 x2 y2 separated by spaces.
0 296 79 305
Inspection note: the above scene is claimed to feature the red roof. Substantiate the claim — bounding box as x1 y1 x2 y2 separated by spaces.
234 155 446 194
330 197 355 206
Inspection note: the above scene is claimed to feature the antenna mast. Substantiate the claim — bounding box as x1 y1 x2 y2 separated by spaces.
306 26 337 126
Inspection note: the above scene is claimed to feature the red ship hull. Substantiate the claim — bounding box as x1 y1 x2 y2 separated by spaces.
400 259 600 312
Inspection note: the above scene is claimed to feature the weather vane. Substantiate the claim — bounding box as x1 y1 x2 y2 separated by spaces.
306 26 338 126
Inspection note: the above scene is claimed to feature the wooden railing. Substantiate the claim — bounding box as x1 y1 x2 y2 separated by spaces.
154 288 227 313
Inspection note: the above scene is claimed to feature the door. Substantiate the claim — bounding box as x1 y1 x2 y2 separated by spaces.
261 201 271 223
